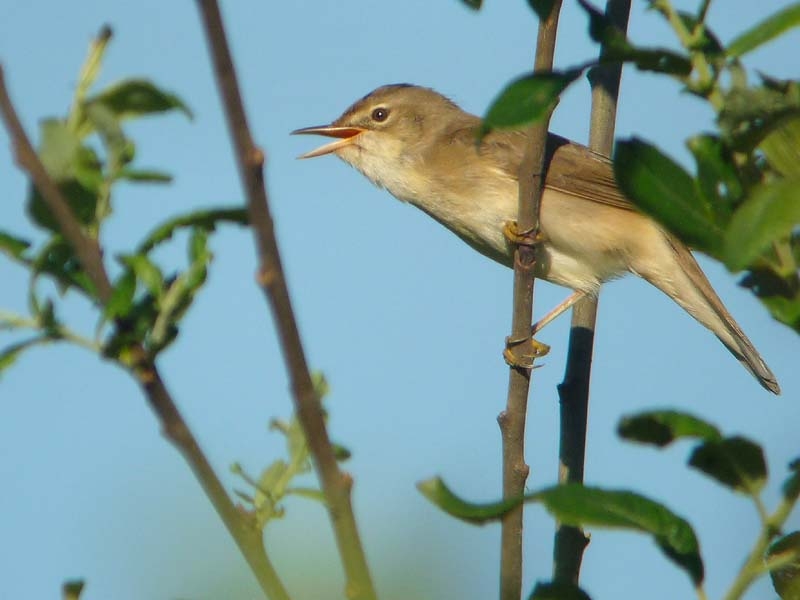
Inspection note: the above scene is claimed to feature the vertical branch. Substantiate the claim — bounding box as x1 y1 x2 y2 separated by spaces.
552 0 631 585
499 3 563 600
194 2 377 599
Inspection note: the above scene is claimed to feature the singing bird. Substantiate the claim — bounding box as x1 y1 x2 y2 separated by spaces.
293 84 779 394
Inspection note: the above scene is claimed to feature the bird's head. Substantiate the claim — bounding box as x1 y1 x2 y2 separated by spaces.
292 84 467 195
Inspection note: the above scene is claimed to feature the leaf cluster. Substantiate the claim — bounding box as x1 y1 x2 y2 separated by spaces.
422 409 800 599
0 30 248 376
231 373 351 530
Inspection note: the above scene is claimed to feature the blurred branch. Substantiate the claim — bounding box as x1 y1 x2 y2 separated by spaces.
499 3 564 599
0 59 290 600
552 0 631 584
723 489 799 600
194 2 377 599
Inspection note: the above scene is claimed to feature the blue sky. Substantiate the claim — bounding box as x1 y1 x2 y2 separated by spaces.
1 1 798 599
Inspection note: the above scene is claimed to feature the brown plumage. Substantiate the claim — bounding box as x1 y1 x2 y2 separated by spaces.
294 84 779 394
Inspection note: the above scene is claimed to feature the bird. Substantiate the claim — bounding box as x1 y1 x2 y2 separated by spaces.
292 83 779 394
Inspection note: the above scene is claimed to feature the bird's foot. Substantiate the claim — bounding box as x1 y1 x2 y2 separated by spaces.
503 221 544 247
503 334 550 369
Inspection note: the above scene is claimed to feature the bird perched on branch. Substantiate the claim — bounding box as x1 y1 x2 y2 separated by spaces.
293 83 779 394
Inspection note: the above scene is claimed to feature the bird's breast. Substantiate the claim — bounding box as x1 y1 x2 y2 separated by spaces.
342 151 633 293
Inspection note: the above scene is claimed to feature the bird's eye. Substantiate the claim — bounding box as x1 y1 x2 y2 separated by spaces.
371 107 389 122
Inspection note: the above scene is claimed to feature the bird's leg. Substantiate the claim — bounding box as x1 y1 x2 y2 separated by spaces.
503 220 545 246
502 220 551 368
531 290 587 335
503 334 550 368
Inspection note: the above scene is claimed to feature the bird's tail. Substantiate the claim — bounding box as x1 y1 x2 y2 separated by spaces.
637 234 780 394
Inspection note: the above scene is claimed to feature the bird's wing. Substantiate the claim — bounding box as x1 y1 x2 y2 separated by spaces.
464 127 638 213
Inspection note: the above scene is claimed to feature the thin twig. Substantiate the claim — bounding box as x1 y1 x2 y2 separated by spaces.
193 2 377 599
0 62 290 600
723 489 800 600
0 311 100 352
552 0 631 584
499 4 563 599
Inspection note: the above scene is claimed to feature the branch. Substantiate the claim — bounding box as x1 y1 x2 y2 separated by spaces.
193 2 377 599
552 0 631 584
0 61 290 600
499 3 564 599
723 490 799 600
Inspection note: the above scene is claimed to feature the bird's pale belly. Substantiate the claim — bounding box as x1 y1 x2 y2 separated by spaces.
424 187 634 294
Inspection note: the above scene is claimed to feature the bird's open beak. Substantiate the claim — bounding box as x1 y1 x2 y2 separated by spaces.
291 125 366 159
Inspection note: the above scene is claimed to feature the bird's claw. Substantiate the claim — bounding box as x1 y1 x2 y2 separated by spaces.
503 221 544 247
503 335 550 369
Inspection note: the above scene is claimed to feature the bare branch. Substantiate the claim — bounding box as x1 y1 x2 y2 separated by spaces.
499 3 564 599
553 0 632 584
193 2 377 599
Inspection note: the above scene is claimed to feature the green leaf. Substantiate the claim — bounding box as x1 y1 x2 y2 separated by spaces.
482 69 583 134
460 0 482 8
31 237 96 296
738 269 800 332
678 11 724 57
614 138 724 254
117 168 173 183
72 25 113 106
62 579 86 600
233 489 255 504
417 477 521 524
84 102 134 170
527 0 557 21
719 80 800 152
723 179 800 271
72 145 104 192
0 230 31 262
188 227 209 264
257 461 288 498
286 487 326 503
104 269 137 321
101 293 158 362
0 337 46 378
137 207 248 253
286 414 311 472
768 531 800 600
27 179 98 232
689 436 767 494
38 299 61 338
28 120 100 233
311 371 330 400
578 0 691 76
529 581 592 600
726 4 800 59
84 79 193 123
531 484 704 585
253 460 288 525
38 119 82 180
783 459 800 501
618 410 722 447
147 228 212 352
120 254 164 299
333 442 352 462
687 134 742 217
760 116 800 177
